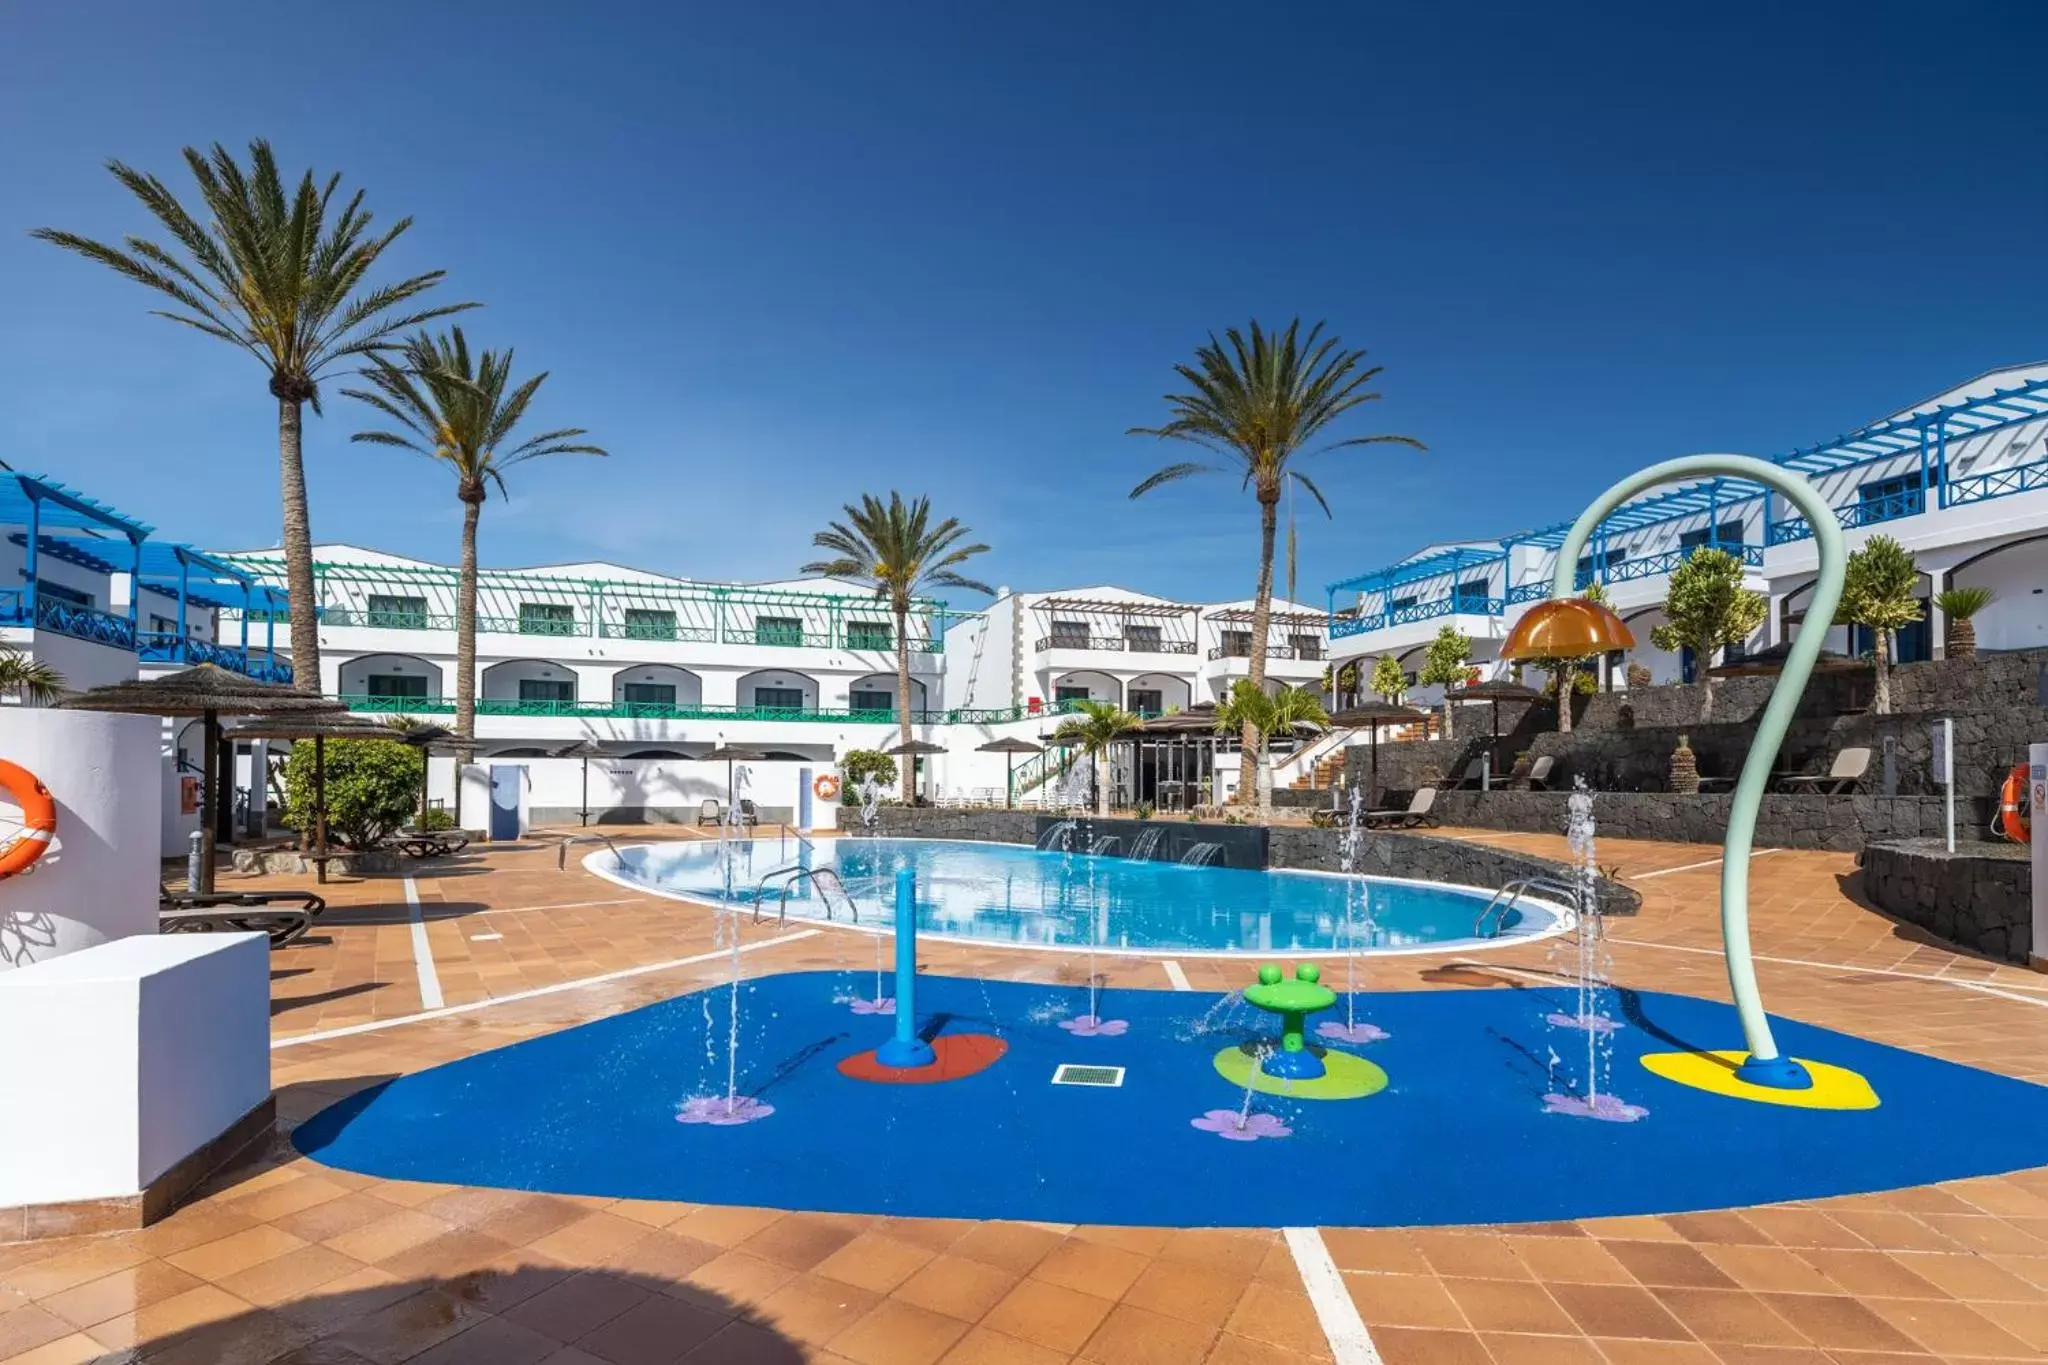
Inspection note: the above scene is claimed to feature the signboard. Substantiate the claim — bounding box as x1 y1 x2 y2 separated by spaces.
179 776 200 815
1930 722 1948 781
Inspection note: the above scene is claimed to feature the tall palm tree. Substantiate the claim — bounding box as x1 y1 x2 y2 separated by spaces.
345 328 604 754
34 140 473 691
804 494 993 801
0 648 65 705
1214 679 1329 816
1131 319 1421 807
1051 700 1143 817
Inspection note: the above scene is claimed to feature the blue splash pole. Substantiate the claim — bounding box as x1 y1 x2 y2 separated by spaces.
875 865 935 1068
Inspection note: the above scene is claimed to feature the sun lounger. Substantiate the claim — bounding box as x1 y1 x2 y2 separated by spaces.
1446 759 1487 791
697 798 723 826
1363 787 1437 828
1775 746 1870 795
160 888 326 948
1524 755 1555 791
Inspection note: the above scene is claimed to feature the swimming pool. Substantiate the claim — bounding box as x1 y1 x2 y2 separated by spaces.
597 836 1571 956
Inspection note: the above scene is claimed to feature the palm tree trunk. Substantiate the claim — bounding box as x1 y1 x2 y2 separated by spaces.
1247 494 1278 819
455 489 483 762
895 603 915 803
277 397 322 693
1875 629 1892 715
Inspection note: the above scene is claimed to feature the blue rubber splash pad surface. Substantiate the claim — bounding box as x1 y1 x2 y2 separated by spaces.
294 972 2048 1228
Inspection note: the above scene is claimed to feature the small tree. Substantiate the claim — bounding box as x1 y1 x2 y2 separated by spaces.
283 739 423 850
1650 547 1767 721
1330 660 1360 709
1214 680 1329 818
837 749 899 805
1417 626 1471 740
1370 654 1408 703
1933 586 1995 660
1545 583 1612 734
1840 535 1921 715
1051 700 1143 817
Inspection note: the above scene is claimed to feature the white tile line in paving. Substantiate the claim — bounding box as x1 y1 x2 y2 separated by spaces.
1632 849 1781 879
273 929 823 1049
1602 935 2048 1004
481 897 643 917
1162 959 1191 991
403 876 444 1011
1284 1226 1383 1365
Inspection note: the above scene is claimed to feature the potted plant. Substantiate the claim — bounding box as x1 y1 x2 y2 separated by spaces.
1626 660 1652 689
1935 586 1995 660
1669 733 1700 795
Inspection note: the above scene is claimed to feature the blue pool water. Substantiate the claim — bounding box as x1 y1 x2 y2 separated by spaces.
603 837 1566 955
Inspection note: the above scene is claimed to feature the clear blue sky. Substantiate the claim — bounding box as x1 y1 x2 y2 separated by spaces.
3 2 2044 611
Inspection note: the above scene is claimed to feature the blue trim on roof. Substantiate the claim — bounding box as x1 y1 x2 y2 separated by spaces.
0 474 152 539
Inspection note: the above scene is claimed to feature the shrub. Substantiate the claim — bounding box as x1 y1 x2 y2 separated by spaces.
837 749 898 804
283 739 423 850
1134 803 1154 820
417 807 456 832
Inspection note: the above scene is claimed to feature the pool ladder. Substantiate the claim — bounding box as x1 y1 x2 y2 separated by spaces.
751 865 859 927
1473 874 1584 939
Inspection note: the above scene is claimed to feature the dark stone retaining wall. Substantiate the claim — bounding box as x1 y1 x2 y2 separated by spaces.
872 807 1640 917
1862 838 2034 964
1426 789 1955 853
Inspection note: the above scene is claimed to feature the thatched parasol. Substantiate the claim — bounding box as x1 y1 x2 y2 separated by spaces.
699 743 766 814
1707 641 1868 677
1444 678 1543 739
223 714 414 880
59 665 342 893
977 736 1044 808
1329 699 1430 795
885 738 948 805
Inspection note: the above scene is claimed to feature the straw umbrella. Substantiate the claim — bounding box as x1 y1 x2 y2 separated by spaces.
885 738 948 805
1329 699 1430 799
1443 679 1542 739
223 715 413 882
698 743 765 817
58 664 343 892
977 736 1044 808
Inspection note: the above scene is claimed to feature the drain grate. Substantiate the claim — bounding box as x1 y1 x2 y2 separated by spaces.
1052 1063 1126 1088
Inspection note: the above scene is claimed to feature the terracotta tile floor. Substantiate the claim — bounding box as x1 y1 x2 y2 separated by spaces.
7 825 2048 1363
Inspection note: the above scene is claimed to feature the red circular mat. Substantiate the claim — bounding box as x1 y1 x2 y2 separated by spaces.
838 1033 1008 1085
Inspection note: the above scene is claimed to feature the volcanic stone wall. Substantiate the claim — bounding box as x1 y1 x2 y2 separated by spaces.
1862 838 2033 964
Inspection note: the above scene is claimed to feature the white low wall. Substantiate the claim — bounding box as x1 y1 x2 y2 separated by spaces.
0 933 270 1207
0 708 162 972
502 757 843 829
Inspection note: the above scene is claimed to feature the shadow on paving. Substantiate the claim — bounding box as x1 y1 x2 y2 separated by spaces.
79 1266 808 1364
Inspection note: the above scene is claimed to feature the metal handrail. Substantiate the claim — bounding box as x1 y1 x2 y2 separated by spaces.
555 831 627 871
751 864 858 926
1473 874 1582 938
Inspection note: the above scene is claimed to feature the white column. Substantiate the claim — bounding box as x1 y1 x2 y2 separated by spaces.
0 710 162 973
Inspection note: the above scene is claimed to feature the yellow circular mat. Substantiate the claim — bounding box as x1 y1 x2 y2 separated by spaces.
1213 1045 1389 1100
1640 1051 1879 1110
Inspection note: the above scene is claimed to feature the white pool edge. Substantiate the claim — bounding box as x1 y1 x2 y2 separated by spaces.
580 836 1581 962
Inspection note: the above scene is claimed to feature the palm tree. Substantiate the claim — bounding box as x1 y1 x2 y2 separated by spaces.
1051 700 1143 817
1131 319 1421 800
1934 586 1995 660
1213 680 1330 816
0 648 65 705
804 494 993 801
345 328 604 755
34 140 474 692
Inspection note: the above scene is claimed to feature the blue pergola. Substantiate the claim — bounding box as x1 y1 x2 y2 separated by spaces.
0 473 152 648
36 534 293 682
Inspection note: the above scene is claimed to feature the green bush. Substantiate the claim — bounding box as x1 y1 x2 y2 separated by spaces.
283 738 424 850
416 807 456 832
836 749 899 804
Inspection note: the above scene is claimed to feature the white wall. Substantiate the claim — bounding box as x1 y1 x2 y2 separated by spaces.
1954 538 2048 653
0 709 162 972
0 933 270 1205
20 631 141 694
511 756 841 828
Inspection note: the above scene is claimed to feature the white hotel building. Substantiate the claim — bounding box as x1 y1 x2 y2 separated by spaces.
1323 362 2048 701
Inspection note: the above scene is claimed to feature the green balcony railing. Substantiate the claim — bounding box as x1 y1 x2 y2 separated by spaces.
336 695 1077 726
598 622 719 642
320 608 457 631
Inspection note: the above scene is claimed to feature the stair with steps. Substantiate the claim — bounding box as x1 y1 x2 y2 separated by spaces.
1287 723 1425 790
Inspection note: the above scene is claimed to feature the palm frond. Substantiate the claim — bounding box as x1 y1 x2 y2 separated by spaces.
797 492 994 607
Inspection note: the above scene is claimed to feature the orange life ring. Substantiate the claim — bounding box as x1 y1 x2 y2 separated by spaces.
0 759 56 880
1997 764 2032 843
814 774 842 801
